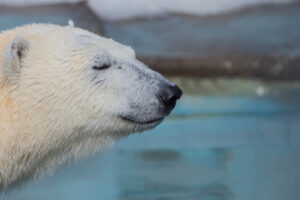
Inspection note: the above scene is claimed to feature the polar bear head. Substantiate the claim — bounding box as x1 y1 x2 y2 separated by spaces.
0 24 182 186
2 24 182 135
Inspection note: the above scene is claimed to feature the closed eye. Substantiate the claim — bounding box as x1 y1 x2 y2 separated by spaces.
92 64 111 70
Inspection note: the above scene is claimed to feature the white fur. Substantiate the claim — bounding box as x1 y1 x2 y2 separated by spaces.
0 24 172 188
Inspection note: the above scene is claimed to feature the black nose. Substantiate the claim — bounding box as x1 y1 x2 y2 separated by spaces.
158 84 183 112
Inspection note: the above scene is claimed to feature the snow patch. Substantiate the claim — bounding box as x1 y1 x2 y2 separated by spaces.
0 0 297 21
88 0 297 21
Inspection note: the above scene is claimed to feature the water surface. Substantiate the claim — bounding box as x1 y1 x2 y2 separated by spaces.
1 79 300 200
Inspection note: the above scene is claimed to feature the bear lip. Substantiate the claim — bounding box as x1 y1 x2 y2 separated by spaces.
119 116 164 125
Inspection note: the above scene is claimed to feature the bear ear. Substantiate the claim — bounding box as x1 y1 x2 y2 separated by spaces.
4 35 30 81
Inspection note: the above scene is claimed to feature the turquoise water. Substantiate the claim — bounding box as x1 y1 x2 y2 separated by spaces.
1 92 300 200
0 14 69 30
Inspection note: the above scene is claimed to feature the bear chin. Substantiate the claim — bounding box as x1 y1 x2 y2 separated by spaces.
118 115 164 133
119 115 164 125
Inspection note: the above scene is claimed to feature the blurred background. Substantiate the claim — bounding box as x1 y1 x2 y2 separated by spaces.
1 0 300 199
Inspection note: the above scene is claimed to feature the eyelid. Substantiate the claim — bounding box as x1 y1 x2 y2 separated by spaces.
92 63 111 70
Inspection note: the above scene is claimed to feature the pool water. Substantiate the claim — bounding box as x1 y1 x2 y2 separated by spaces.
1 79 300 200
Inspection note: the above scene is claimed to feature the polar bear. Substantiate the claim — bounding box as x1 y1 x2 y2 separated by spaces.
0 24 182 188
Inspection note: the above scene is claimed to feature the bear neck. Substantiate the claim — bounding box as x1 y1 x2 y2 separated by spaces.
0 86 13 137
0 93 117 188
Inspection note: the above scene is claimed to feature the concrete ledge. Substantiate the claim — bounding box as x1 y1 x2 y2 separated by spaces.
139 55 300 80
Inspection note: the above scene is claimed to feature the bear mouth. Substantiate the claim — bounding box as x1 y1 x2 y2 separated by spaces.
120 116 164 125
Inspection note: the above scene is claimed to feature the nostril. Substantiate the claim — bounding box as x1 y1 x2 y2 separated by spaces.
160 93 176 107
